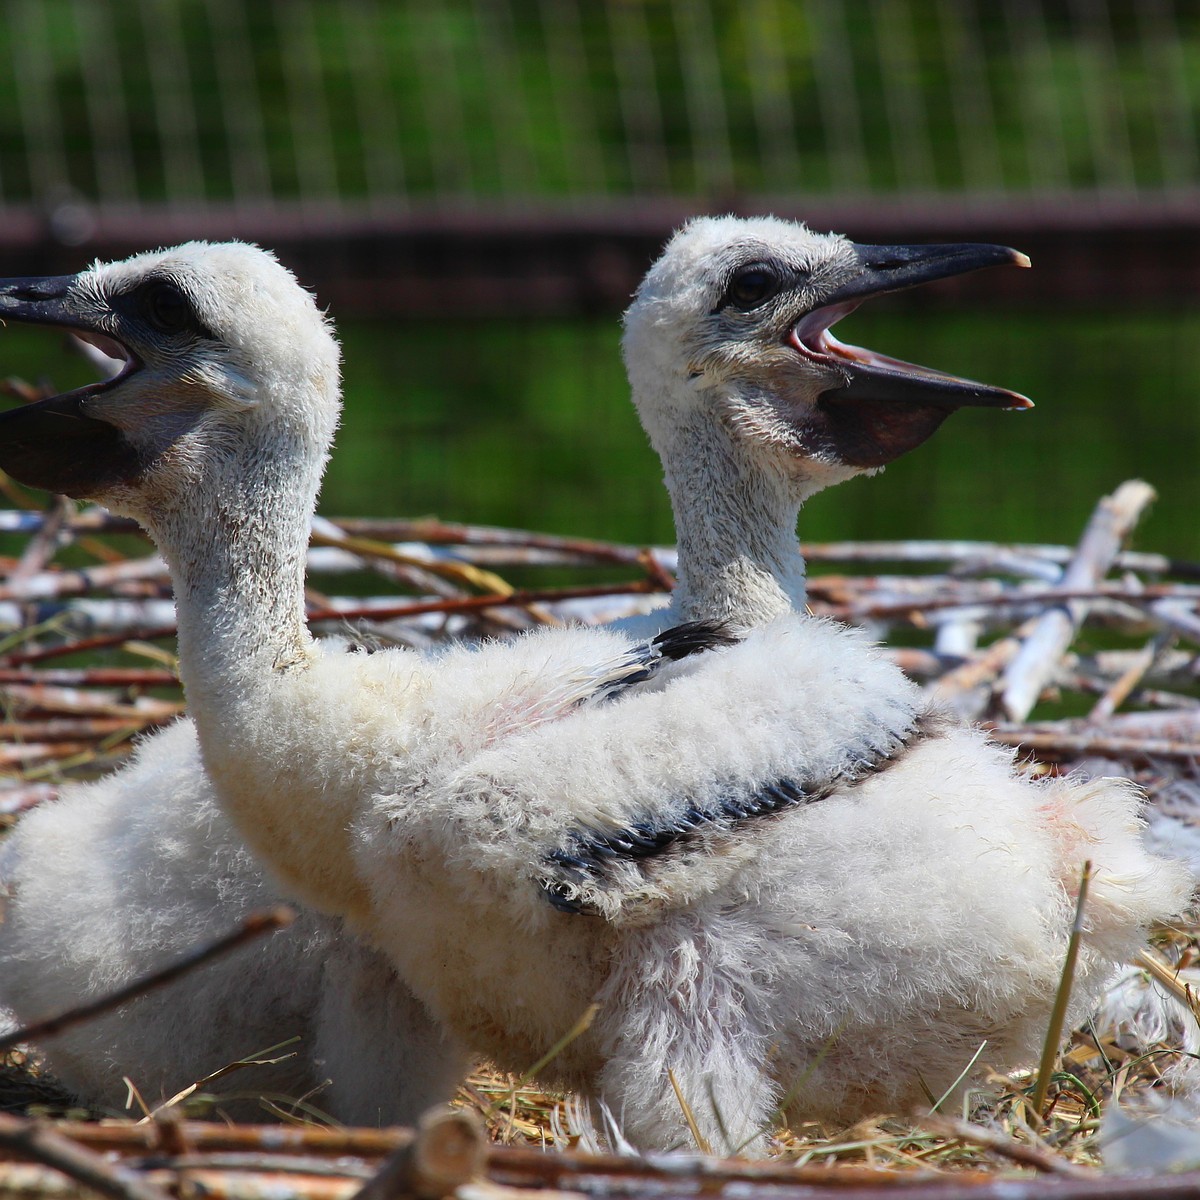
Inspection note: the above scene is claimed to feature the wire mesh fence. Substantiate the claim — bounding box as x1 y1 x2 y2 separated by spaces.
0 0 1197 214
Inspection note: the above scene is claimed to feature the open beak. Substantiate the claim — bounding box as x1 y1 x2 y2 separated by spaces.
0 274 144 497
795 242 1033 411
789 242 1031 469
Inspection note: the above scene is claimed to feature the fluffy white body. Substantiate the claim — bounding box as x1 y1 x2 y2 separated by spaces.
361 640 1178 1147
0 718 467 1121
0 720 327 1113
0 237 1184 1154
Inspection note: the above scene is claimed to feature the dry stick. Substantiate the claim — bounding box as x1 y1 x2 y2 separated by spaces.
0 507 658 574
0 555 169 604
487 1161 991 1193
637 548 677 592
334 517 652 565
1031 861 1093 1116
303 582 658 626
0 508 140 536
309 518 472 602
988 728 1200 763
828 581 1200 622
0 667 178 687
1138 688 1200 712
1001 481 1157 723
154 1155 374 1179
0 783 58 814
34 1131 1200 1200
0 1160 965 1200
1132 948 1200 1028
48 1124 412 1158
927 616 1039 719
0 682 181 717
311 520 511 597
6 506 1200 580
0 907 295 1054
42 1123 972 1188
1069 646 1200 692
0 715 178 742
17 505 1200 619
0 740 96 766
0 588 656 641
349 1109 486 1200
1087 631 1175 723
341 521 1200 581
881 648 950 678
0 377 49 404
17 1158 1200 1200
0 626 180 667
0 1113 174 1200
801 537 1200 580
380 544 641 570
920 1114 1092 1179
1091 707 1200 738
0 583 659 667
1150 600 1200 645
138 1169 357 1200
6 496 72 589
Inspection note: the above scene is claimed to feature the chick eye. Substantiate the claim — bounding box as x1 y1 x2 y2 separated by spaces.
141 281 192 334
724 263 780 310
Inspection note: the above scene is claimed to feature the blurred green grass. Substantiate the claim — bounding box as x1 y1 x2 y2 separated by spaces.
1 304 1196 561
329 307 1200 561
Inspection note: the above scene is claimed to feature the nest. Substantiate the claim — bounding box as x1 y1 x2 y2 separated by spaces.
0 473 1198 1194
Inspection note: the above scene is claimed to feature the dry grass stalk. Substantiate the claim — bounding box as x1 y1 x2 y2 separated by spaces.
1031 862 1094 1116
666 1068 712 1154
920 1115 1092 1178
1132 947 1200 1029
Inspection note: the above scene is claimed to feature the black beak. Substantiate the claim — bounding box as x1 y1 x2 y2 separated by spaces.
831 242 1030 308
0 273 143 498
797 242 1031 469
816 241 1031 412
0 275 83 327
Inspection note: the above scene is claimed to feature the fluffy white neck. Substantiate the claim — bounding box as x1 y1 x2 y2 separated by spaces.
148 439 318 708
655 411 809 628
139 427 370 915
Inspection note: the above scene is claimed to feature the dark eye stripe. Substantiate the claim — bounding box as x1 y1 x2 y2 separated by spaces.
143 282 191 333
716 260 784 312
111 277 218 341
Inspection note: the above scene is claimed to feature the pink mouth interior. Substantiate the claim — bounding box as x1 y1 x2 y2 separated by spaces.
71 331 135 383
73 330 130 363
788 302 1033 408
789 301 862 362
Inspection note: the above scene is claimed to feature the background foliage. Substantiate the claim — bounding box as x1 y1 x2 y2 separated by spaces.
0 0 1196 556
